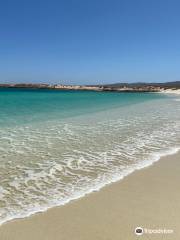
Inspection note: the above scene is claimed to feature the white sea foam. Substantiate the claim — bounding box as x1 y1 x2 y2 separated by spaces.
0 96 180 225
0 147 179 226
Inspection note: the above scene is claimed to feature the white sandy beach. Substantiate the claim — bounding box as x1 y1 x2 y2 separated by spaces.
0 151 180 240
160 89 180 95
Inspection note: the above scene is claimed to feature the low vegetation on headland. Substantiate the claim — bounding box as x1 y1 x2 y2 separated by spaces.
0 81 180 93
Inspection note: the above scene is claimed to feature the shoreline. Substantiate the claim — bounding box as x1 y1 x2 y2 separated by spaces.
1 84 180 94
159 89 180 95
0 147 179 227
1 148 180 239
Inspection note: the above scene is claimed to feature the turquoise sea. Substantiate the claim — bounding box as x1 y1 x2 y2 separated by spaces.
0 88 180 224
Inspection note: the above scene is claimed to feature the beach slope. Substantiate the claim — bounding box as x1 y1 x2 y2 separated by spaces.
0 152 180 240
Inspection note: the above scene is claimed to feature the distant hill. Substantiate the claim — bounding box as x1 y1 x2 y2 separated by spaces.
102 81 180 89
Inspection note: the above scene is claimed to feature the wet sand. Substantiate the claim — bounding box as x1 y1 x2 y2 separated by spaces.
0 151 180 240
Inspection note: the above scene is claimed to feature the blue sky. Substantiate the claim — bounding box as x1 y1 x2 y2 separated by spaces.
0 0 180 84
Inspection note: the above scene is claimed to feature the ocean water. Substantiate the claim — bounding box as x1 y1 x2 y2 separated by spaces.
0 88 180 224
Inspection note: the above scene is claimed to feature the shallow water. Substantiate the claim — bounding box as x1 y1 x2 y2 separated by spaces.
0 89 180 224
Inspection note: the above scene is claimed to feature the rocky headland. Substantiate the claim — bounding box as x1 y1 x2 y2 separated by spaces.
0 81 180 93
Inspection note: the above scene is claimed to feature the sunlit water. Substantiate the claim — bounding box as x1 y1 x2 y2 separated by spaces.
0 88 180 224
